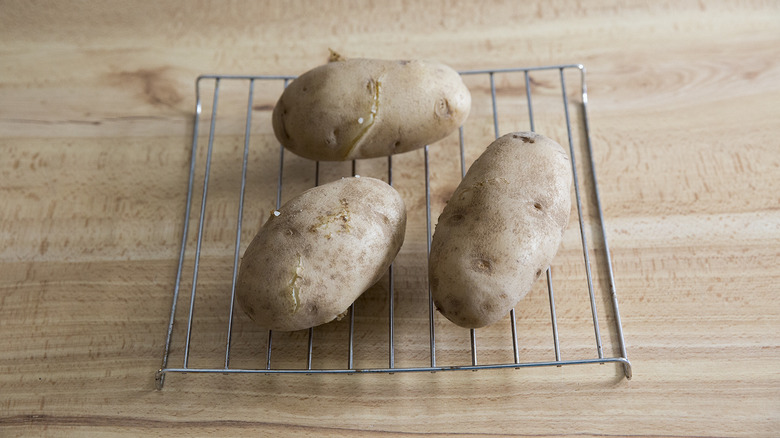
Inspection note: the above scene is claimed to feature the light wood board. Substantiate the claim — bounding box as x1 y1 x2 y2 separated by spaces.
1 1 778 436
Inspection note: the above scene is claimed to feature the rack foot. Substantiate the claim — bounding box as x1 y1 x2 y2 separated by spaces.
155 369 165 390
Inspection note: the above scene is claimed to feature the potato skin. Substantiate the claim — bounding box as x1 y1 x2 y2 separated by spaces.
429 132 572 329
272 58 471 161
237 177 406 331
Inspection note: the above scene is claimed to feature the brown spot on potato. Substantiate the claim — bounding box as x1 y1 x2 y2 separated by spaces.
513 134 535 143
472 258 493 273
444 295 463 314
533 202 543 210
457 187 472 201
450 213 465 223
278 105 291 140
308 198 351 233
535 269 543 278
325 131 337 146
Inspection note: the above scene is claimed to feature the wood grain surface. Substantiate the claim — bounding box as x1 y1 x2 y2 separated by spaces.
1 1 779 436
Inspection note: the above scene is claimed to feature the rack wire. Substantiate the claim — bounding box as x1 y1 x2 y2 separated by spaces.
156 64 632 389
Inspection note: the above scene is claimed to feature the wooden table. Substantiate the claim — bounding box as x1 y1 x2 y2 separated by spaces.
2 1 778 436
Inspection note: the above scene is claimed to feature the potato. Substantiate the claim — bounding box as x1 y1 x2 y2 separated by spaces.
237 176 406 331
272 58 471 161
428 132 572 329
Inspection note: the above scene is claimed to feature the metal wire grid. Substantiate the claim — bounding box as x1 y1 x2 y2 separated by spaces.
156 64 632 389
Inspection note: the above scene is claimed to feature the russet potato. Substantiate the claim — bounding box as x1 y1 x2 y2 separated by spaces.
237 176 406 331
429 132 573 329
272 58 471 161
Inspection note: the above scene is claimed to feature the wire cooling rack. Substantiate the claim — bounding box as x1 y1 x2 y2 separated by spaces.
156 64 631 389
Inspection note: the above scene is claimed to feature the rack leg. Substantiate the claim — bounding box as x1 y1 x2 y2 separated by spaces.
622 360 633 379
155 369 165 390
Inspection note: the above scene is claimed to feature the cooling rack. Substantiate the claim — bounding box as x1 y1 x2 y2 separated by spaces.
156 64 632 389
